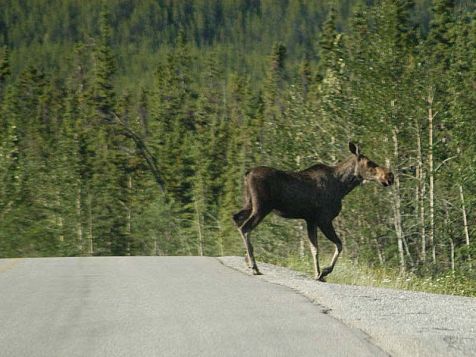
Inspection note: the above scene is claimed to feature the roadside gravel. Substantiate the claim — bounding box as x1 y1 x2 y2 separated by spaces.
218 256 476 357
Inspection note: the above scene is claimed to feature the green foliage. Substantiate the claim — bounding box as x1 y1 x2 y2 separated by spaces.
281 254 476 297
0 46 10 93
0 0 474 296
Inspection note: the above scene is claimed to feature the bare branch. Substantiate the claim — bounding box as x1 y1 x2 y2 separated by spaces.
434 155 457 173
112 112 165 193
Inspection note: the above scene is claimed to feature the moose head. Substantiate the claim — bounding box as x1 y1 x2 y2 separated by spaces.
349 142 394 187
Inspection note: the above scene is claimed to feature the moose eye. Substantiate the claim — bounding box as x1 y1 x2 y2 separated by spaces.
367 161 378 169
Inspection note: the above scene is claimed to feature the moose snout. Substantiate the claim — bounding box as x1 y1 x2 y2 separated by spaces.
383 172 394 187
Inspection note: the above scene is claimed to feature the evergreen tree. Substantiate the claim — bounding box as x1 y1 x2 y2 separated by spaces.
316 5 338 83
0 46 10 97
88 9 129 255
262 42 288 165
427 0 456 72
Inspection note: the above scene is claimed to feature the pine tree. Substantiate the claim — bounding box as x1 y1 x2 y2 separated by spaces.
150 30 197 206
0 87 21 256
87 9 129 255
218 75 259 255
0 46 11 98
445 16 476 271
427 0 456 72
94 10 117 122
317 5 338 81
262 42 287 165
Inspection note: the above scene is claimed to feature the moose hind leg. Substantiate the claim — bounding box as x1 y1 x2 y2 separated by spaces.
232 208 252 227
239 229 262 275
306 222 321 280
317 221 343 281
239 210 269 275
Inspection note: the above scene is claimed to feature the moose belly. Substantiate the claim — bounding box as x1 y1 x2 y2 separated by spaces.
272 200 341 221
272 209 308 219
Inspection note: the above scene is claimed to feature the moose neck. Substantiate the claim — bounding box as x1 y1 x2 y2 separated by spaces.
333 157 362 197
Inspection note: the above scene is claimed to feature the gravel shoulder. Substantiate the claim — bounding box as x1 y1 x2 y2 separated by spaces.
218 256 476 357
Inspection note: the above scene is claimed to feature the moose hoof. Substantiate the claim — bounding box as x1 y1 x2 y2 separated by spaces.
313 274 324 281
317 275 327 282
252 268 263 275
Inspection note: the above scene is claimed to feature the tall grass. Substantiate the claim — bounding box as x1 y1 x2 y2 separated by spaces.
260 253 476 297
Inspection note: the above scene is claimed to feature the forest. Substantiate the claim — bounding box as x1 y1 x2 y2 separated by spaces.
0 0 475 296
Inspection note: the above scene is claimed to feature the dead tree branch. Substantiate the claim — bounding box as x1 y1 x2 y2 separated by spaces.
112 112 165 193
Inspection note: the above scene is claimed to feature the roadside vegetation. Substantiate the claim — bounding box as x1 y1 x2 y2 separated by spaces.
268 253 476 297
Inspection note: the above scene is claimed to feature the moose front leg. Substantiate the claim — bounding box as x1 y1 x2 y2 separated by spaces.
317 221 343 281
306 221 321 279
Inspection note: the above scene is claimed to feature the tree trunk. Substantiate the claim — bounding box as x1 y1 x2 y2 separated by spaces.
54 191 64 243
298 222 305 259
154 239 161 256
76 186 83 254
415 121 426 263
87 193 94 256
443 200 455 272
373 236 385 266
330 136 336 163
56 191 64 243
391 129 405 273
126 175 132 256
459 184 472 270
427 91 436 264
194 200 204 256
296 154 306 260
374 211 386 264
450 238 455 272
403 235 414 268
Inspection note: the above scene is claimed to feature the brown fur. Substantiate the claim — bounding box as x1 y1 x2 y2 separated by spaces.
233 143 394 280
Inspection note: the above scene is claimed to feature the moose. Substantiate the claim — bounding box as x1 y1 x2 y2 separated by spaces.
232 142 394 281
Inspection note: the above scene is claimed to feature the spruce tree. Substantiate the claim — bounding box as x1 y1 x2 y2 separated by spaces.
0 46 10 98
427 0 456 72
88 9 129 255
262 42 287 165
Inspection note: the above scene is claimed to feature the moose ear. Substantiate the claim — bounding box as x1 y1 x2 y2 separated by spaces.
349 142 360 156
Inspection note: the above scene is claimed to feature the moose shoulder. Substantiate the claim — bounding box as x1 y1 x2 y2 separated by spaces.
232 142 394 281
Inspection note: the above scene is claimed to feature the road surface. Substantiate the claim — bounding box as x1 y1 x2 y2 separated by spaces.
0 257 384 357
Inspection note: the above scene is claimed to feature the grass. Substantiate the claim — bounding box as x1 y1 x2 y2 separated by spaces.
260 253 476 297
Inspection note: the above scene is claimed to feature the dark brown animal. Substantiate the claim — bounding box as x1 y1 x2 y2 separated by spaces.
232 142 394 281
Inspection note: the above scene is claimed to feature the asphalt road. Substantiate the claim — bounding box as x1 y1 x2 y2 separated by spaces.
0 257 385 357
